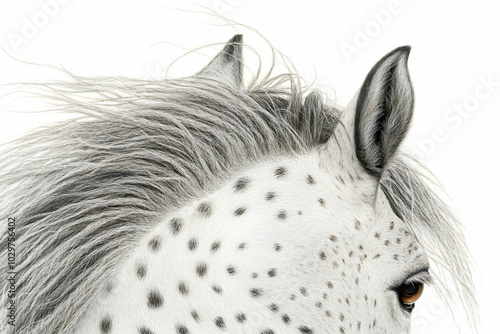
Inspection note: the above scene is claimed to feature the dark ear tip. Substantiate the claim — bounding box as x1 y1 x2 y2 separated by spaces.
393 45 411 61
229 34 243 43
374 46 411 69
382 45 411 59
396 45 411 53
221 34 243 62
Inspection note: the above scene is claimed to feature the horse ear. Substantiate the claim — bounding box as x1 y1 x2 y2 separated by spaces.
354 46 414 177
197 34 243 88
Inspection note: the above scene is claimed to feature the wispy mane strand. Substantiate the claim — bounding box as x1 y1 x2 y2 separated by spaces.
380 157 478 330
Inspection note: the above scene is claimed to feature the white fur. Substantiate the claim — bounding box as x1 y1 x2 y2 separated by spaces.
0 36 476 334
76 139 428 333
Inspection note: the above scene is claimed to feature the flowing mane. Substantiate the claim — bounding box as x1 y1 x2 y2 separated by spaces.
0 37 476 334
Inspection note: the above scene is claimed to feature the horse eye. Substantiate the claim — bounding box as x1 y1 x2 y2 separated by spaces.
398 281 424 311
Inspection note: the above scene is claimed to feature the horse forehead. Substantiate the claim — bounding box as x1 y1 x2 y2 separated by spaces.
206 154 374 219
194 154 425 273
171 154 384 261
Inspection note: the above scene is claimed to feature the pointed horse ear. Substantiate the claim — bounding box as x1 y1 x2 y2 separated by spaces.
354 46 414 177
196 34 243 88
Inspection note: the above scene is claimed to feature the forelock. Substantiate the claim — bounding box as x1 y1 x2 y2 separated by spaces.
380 156 478 330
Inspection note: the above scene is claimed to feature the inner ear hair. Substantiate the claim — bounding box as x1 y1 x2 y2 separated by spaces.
354 46 414 178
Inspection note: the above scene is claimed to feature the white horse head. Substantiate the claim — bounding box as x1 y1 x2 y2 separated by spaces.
0 35 476 334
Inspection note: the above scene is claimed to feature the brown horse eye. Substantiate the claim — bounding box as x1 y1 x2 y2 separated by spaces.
399 282 424 305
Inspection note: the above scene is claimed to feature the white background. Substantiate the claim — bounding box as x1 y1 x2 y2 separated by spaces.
0 1 498 333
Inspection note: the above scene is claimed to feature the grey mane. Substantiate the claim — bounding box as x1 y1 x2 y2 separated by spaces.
0 46 336 334
0 37 476 333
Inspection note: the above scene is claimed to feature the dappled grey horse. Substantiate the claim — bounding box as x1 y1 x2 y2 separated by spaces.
0 35 476 333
